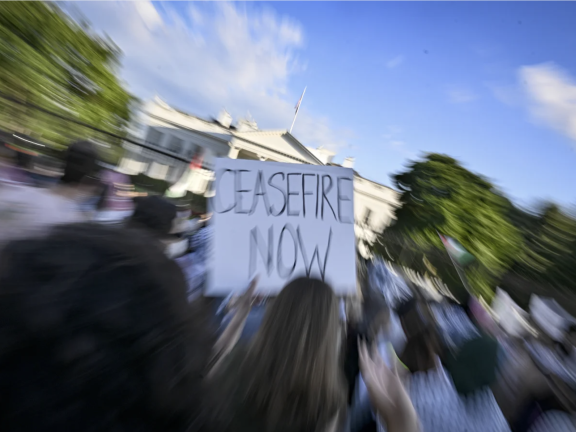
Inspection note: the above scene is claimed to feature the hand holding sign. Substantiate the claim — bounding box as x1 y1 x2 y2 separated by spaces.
210 275 260 375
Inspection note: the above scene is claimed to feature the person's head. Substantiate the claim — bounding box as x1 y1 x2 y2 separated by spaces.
396 298 440 372
15 150 33 170
128 196 177 238
60 140 99 186
257 276 343 355
216 277 346 432
0 223 214 432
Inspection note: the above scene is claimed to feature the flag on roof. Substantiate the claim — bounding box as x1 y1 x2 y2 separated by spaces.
439 234 475 267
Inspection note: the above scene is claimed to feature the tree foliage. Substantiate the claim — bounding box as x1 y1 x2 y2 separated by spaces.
0 2 135 160
376 153 523 300
510 203 576 293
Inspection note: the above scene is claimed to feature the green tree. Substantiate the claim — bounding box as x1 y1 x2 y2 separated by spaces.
0 2 135 160
376 153 523 300
513 203 576 292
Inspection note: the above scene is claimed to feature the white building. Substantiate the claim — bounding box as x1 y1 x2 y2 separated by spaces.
120 97 399 256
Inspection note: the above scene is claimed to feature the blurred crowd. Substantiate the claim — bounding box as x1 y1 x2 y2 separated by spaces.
0 140 574 432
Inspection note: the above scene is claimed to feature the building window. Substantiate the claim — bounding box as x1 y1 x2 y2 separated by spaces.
146 127 163 146
363 208 372 226
166 136 183 154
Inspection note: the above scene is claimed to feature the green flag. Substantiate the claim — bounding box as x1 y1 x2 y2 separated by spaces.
439 234 475 267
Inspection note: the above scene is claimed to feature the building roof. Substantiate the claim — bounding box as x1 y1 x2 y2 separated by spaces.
147 99 323 165
147 97 233 143
233 129 323 165
145 98 395 192
327 162 395 193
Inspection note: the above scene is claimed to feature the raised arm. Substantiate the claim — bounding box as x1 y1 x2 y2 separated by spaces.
209 276 259 374
358 340 419 432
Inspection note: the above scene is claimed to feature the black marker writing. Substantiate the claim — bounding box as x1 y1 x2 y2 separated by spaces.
321 175 337 221
268 172 287 216
234 169 251 214
277 224 298 278
249 225 274 277
215 166 350 223
249 170 271 216
316 174 320 218
302 173 315 217
297 226 332 281
248 223 333 281
337 177 353 224
214 168 235 213
287 173 301 216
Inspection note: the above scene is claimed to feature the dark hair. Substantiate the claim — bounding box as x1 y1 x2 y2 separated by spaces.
397 300 441 372
128 196 177 237
15 150 33 169
61 140 99 184
211 277 346 432
0 224 215 432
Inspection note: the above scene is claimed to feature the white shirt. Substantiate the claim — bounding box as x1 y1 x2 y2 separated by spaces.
0 184 84 245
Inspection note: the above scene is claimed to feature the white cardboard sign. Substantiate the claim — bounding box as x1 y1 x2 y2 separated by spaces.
206 158 356 296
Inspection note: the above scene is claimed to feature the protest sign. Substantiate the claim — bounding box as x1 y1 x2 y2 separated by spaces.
206 158 356 296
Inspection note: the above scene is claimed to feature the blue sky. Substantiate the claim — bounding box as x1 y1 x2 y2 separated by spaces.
74 2 576 208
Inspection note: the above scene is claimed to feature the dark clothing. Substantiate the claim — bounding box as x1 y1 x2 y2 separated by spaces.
344 325 361 405
399 332 438 373
444 333 499 395
130 196 177 237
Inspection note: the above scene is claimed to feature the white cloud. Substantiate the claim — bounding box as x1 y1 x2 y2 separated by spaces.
520 62 576 144
386 55 404 69
447 86 478 104
72 1 351 152
134 2 163 31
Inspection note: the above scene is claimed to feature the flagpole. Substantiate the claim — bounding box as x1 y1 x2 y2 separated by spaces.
290 87 306 134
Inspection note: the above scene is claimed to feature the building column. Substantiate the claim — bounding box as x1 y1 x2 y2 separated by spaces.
228 146 240 159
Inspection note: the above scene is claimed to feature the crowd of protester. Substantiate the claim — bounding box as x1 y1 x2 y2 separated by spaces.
0 140 575 432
